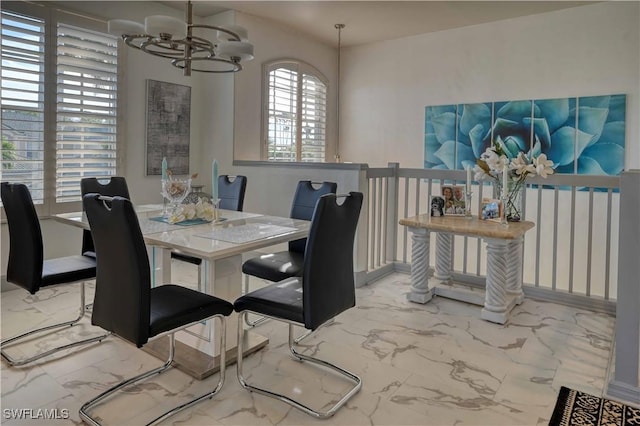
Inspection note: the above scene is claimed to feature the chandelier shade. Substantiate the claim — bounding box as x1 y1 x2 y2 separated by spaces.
145 15 187 40
108 1 254 76
107 19 145 37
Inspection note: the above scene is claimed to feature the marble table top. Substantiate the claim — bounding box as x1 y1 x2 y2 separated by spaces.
399 214 535 239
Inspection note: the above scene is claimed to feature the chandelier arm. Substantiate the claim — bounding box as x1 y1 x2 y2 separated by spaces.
141 42 208 58
123 35 214 60
186 35 215 52
172 56 242 73
122 34 151 50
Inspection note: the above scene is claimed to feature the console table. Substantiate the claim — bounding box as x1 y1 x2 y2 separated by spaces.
399 215 535 324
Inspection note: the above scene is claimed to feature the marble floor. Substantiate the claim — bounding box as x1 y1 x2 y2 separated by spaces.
1 262 617 425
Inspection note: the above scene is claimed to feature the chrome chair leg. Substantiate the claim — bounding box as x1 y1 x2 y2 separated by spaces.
243 275 270 327
80 315 227 426
244 314 269 328
243 274 249 295
292 318 335 344
236 312 362 419
1 281 108 366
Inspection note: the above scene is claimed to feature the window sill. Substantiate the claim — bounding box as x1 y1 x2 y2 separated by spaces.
233 160 369 171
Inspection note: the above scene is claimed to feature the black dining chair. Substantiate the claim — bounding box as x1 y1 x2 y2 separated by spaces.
241 180 337 330
80 177 131 258
80 194 234 426
234 192 363 419
0 182 107 366
217 174 247 211
171 174 248 291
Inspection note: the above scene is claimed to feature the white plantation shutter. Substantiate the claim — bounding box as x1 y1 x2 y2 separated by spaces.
265 61 327 162
1 2 119 213
1 10 46 203
56 23 118 203
267 67 298 161
300 73 326 162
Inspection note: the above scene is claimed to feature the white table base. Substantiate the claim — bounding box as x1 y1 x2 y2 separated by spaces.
406 226 525 325
146 249 267 379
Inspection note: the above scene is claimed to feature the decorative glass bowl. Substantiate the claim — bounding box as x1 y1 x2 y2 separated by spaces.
162 178 191 214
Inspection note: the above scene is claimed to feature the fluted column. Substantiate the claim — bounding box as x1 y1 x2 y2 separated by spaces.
407 227 433 303
481 238 509 324
505 237 524 304
434 233 452 282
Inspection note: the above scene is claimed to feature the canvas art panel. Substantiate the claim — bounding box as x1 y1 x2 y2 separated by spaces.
424 94 626 177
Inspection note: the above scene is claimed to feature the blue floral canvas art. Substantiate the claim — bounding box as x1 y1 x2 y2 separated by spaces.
424 94 626 175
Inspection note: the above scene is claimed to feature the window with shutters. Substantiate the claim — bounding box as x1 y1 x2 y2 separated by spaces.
263 60 327 162
1 2 118 214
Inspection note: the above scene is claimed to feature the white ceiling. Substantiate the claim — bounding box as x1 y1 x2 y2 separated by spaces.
162 1 596 47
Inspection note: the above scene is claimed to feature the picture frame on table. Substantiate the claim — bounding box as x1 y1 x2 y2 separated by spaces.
430 196 445 217
481 197 502 222
442 185 466 216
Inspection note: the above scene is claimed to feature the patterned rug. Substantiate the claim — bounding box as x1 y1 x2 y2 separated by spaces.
550 386 640 425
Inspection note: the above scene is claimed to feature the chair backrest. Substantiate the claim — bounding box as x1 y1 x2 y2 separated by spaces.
0 183 43 294
288 181 337 253
302 192 363 330
218 175 247 211
83 194 150 347
80 177 131 255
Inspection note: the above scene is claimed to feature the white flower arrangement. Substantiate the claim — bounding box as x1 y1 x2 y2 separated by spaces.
168 197 216 224
473 136 555 220
474 136 554 182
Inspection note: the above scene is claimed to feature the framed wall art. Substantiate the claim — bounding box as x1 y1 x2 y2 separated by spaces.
145 79 191 176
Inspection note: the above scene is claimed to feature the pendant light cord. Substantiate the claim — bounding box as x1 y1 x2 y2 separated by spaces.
335 24 344 163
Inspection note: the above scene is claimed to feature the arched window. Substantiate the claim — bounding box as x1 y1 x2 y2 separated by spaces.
263 60 327 162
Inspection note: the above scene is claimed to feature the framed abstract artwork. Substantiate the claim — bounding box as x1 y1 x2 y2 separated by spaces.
145 79 191 176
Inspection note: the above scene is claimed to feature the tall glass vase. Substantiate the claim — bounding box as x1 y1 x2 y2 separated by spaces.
493 179 524 222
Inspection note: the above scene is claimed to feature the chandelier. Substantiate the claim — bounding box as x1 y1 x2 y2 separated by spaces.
107 1 254 76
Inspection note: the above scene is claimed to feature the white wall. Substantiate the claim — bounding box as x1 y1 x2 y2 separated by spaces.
339 2 640 169
232 12 337 162
185 10 236 199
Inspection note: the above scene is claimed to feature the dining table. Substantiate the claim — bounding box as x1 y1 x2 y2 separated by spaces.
54 204 310 379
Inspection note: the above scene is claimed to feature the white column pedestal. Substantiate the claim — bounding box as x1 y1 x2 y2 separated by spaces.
407 227 433 303
434 233 453 282
404 226 526 325
480 237 521 324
